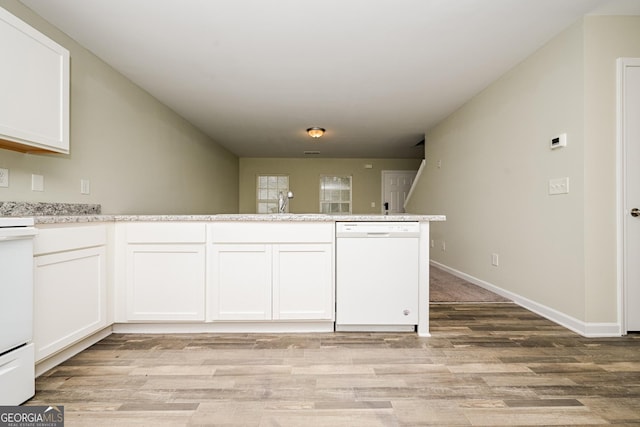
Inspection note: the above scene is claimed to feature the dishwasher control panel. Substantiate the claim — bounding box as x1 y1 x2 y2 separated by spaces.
336 221 420 237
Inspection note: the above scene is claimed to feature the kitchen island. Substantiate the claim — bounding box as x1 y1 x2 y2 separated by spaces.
25 210 445 375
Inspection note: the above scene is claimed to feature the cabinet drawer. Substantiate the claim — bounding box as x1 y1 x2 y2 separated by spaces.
34 224 107 255
126 222 206 243
0 343 34 405
210 222 333 243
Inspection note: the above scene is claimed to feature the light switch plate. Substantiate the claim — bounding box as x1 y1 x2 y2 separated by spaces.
549 177 569 195
31 174 44 192
0 168 8 187
81 179 90 195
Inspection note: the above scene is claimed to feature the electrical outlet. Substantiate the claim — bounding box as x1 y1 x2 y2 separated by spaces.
31 174 44 192
492 253 499 267
441 241 446 252
430 239 435 248
0 168 8 187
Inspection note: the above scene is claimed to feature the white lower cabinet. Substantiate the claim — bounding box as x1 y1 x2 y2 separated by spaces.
273 244 333 320
210 244 272 320
126 244 205 321
209 222 334 322
121 223 206 322
33 225 108 362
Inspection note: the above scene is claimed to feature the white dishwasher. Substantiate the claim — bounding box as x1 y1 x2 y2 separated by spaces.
336 221 420 332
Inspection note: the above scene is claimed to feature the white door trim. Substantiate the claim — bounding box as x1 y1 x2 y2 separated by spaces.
616 57 640 334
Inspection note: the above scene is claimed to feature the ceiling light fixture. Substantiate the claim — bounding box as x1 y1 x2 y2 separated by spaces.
306 127 325 138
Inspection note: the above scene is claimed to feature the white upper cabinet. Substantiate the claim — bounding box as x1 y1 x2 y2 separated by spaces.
0 7 70 154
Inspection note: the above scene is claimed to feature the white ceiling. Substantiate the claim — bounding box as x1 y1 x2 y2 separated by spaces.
19 0 640 159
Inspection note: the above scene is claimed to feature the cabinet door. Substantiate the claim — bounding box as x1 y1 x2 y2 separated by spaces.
34 246 107 362
126 244 205 321
0 7 69 153
210 244 272 320
273 244 334 320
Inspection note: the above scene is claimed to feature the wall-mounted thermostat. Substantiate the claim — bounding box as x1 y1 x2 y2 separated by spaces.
550 133 567 149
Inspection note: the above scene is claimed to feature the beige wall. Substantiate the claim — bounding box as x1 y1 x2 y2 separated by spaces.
583 16 640 322
406 16 640 325
407 21 587 319
239 158 422 214
0 0 239 214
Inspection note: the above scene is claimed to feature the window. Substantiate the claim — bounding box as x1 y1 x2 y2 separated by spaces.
256 175 289 213
319 175 352 214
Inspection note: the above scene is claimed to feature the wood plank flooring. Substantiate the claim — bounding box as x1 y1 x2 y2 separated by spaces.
27 303 640 426
429 267 510 303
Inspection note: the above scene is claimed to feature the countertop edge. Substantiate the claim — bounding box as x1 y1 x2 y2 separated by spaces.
33 214 446 224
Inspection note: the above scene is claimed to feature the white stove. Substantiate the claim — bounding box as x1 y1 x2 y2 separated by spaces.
0 217 37 405
0 217 35 227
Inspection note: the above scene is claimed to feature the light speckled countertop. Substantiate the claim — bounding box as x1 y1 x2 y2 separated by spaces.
1 202 444 224
33 213 445 224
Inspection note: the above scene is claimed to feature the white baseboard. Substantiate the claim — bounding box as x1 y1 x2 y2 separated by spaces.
430 261 621 337
112 321 335 334
34 266 622 378
35 326 113 377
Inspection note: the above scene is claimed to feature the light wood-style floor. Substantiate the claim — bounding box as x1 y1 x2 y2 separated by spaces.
27 303 640 426
429 267 511 303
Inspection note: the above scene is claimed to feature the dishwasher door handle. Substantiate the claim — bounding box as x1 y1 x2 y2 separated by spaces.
366 232 390 237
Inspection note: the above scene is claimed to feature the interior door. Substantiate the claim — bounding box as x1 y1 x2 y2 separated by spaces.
381 170 417 214
620 58 640 332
